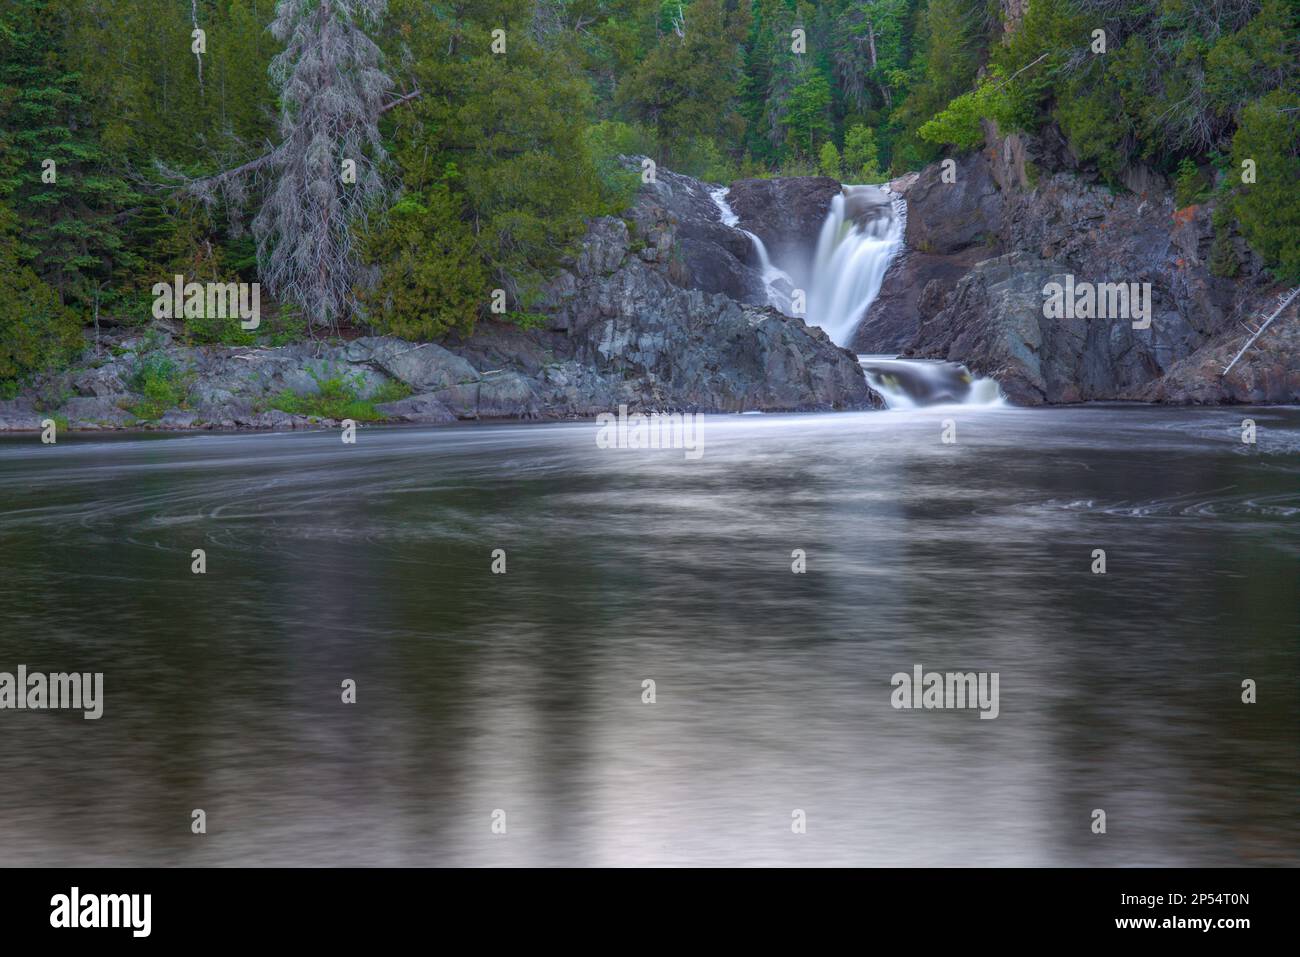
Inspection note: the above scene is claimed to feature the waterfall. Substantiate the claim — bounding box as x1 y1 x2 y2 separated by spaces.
710 187 796 313
712 179 1004 408
858 356 1004 409
805 185 906 347
806 186 1003 409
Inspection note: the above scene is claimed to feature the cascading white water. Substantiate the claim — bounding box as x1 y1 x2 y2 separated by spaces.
804 186 1003 409
710 179 1004 408
710 187 796 313
806 185 906 347
858 356 1004 409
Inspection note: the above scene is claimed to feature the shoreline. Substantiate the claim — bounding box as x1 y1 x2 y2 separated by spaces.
4 398 1298 437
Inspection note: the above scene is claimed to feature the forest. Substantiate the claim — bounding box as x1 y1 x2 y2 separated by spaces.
1 0 1297 393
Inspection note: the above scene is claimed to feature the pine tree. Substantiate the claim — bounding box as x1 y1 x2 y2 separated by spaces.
0 0 129 308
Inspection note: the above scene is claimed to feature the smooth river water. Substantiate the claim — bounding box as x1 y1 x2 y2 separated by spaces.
1 405 1296 866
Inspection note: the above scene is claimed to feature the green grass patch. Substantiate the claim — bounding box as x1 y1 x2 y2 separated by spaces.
264 365 411 421
127 352 190 421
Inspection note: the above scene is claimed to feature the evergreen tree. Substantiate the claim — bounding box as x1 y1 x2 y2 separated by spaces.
0 0 130 308
781 62 832 158
618 0 749 171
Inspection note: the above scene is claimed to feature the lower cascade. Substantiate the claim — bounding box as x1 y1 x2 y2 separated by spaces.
858 356 1005 409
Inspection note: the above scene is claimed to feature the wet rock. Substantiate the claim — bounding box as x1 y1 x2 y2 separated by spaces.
0 398 43 431
375 393 458 424
61 396 135 428
626 163 768 305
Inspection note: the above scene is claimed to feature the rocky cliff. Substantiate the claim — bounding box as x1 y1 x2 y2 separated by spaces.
856 122 1299 404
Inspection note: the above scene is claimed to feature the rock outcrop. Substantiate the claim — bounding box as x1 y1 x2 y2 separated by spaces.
725 175 842 276
857 120 1298 404
626 167 770 306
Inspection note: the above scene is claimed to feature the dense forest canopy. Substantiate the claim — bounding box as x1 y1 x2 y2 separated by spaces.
1 0 1296 390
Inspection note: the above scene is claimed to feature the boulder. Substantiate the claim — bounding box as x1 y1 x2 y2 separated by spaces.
61 396 135 428
0 398 43 431
348 337 481 393
374 393 458 424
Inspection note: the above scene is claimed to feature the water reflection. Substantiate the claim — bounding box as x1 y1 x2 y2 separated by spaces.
0 406 1296 865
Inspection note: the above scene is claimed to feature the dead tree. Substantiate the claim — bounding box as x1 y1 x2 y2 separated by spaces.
168 0 394 331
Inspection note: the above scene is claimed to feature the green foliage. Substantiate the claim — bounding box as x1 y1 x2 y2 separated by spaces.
0 203 82 389
1174 159 1209 208
0 0 133 307
265 364 411 422
817 141 841 179
618 0 749 168
386 0 618 316
918 74 1017 151
781 65 833 158
126 349 188 421
843 124 882 182
0 0 1294 363
1208 205 1240 279
1230 90 1300 281
360 187 488 341
585 120 653 203
891 0 990 167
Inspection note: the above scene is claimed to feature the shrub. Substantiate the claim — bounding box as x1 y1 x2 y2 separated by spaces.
1174 158 1209 208
265 364 411 421
0 207 83 392
127 351 189 420
1230 90 1300 282
817 141 842 180
359 187 489 341
843 125 882 182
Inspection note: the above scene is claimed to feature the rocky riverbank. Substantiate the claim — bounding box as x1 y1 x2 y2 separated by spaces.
5 136 1296 433
0 165 875 433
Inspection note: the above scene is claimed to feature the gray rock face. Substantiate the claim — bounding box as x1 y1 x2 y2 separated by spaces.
854 247 989 353
856 121 1292 403
852 158 1002 354
374 394 458 424
62 396 135 428
346 338 479 393
903 154 1004 255
0 398 42 431
906 253 1167 404
1143 297 1300 404
627 166 769 305
71 367 127 397
726 176 842 275
548 243 874 412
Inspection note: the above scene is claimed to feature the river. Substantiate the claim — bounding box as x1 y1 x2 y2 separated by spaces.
0 405 1296 865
